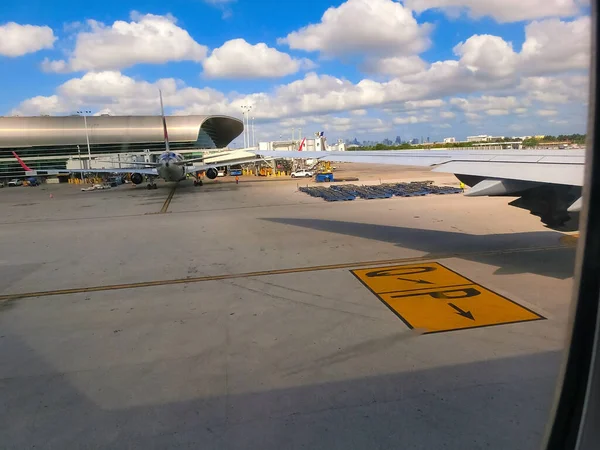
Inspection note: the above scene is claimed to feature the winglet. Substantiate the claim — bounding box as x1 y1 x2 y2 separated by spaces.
12 151 32 172
159 89 170 153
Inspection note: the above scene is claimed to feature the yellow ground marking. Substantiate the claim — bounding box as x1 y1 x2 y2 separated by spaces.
159 184 178 214
0 244 567 303
352 262 545 334
559 233 579 246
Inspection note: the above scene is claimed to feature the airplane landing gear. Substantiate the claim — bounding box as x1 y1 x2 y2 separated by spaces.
194 179 203 187
146 183 158 190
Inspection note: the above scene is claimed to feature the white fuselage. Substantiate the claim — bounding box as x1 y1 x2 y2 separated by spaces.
156 152 186 182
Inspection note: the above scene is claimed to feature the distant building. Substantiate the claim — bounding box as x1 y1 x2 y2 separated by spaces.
411 138 420 145
466 134 492 142
258 133 345 152
443 137 456 143
0 114 243 179
395 135 402 144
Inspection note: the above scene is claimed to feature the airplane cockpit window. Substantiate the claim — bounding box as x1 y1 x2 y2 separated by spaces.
0 1 596 450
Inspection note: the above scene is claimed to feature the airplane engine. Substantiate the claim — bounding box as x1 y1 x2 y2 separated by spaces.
130 173 144 185
205 168 219 179
455 174 580 230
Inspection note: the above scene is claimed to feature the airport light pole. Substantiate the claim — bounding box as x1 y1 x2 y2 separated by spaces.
77 110 92 171
246 106 252 147
77 144 83 179
241 105 252 148
240 106 247 148
251 116 255 147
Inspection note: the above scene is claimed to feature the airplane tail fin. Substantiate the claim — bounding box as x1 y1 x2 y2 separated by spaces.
12 151 32 172
299 137 306 151
159 89 170 153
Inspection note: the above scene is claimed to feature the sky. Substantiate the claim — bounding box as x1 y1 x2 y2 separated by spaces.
0 0 592 146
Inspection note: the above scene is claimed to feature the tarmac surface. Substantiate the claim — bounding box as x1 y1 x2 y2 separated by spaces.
0 164 576 449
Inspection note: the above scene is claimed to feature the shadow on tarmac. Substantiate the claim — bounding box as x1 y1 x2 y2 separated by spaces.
261 218 576 280
0 333 561 450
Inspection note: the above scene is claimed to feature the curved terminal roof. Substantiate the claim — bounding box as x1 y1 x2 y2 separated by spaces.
0 115 244 149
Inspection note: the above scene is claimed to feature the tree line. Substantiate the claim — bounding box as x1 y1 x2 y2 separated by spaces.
348 134 586 151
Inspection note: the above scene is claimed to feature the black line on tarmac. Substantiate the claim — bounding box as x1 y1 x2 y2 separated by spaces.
159 184 178 214
0 244 568 303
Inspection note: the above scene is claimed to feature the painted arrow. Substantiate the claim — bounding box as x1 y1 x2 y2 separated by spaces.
448 303 475 320
396 277 433 285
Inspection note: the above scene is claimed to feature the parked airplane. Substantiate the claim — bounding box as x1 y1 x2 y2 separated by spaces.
13 91 263 189
256 149 585 228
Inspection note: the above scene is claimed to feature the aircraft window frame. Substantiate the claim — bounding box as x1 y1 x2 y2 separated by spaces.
543 2 600 449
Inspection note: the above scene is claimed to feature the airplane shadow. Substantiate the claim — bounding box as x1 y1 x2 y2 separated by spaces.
261 218 576 280
0 333 563 450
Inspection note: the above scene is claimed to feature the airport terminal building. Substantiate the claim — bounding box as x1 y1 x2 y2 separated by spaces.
0 115 244 179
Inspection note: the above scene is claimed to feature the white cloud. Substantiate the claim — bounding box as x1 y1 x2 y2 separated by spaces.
279 0 431 57
432 123 452 128
394 17 590 99
450 96 524 115
203 39 313 79
509 124 527 131
404 0 580 23
404 99 445 109
465 112 482 121
520 17 590 75
518 75 588 103
393 115 431 124
351 117 393 134
202 0 236 18
363 55 428 76
42 12 207 72
486 109 510 116
11 71 230 116
537 109 559 116
0 22 56 57
322 116 354 132
10 15 589 134
453 34 518 78
11 95 66 115
207 72 422 119
441 111 456 118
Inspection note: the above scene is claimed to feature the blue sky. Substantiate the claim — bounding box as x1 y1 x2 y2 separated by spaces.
0 0 591 145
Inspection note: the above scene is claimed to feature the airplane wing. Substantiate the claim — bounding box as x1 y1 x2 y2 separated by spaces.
256 149 585 228
256 149 585 186
94 160 161 168
184 157 274 175
24 167 158 177
67 168 159 175
178 149 262 166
